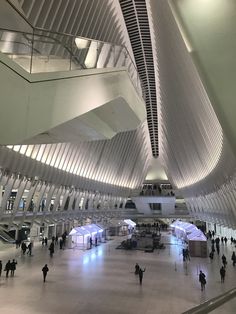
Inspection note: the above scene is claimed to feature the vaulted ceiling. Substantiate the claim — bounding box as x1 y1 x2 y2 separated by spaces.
1 0 236 227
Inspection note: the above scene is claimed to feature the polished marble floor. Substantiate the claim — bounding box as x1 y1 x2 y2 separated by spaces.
0 232 236 314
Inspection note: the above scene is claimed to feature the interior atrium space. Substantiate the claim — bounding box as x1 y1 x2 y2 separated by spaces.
0 0 236 313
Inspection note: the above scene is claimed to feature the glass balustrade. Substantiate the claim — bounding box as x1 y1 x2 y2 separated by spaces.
0 27 144 99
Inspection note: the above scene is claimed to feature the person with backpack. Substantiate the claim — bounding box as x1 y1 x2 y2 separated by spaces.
199 270 206 291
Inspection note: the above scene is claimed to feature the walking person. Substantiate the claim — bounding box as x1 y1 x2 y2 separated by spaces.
10 259 17 276
0 260 2 277
135 263 140 275
209 251 214 262
27 242 32 256
199 270 206 291
138 267 146 285
231 251 236 266
21 242 27 255
220 266 226 283
49 242 54 257
222 254 227 267
42 264 49 282
4 260 11 278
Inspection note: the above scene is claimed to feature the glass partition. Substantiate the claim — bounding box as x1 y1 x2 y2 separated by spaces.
0 27 143 99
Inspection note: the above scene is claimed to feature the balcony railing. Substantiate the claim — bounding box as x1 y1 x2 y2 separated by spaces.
0 26 144 99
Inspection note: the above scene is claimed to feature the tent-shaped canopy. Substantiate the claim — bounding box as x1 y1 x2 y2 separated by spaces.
170 220 206 241
84 224 103 241
69 226 91 249
108 219 129 236
109 219 129 227
124 219 136 227
84 224 103 235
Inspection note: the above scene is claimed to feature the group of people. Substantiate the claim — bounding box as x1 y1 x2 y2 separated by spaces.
209 235 232 256
21 241 33 255
2 232 68 282
0 259 17 277
134 263 146 285
182 247 190 262
41 232 68 256
89 237 98 249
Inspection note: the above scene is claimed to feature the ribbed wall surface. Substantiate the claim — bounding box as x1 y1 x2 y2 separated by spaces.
152 0 236 227
0 123 151 227
153 0 222 188
4 123 150 193
3 0 236 229
18 0 124 44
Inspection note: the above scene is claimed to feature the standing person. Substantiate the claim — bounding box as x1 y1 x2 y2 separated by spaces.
199 270 206 291
138 267 146 285
89 237 93 249
4 260 11 278
0 260 2 277
231 251 236 266
59 238 63 250
220 266 226 283
182 248 186 262
44 237 48 246
42 264 49 282
62 232 67 247
42 237 45 246
10 259 17 276
224 237 228 245
185 248 190 261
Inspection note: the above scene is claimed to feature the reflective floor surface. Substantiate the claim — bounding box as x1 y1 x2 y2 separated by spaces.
0 232 236 314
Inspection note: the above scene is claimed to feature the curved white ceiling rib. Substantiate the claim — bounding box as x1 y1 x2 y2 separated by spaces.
151 0 223 189
19 0 124 44
6 123 151 191
6 0 236 228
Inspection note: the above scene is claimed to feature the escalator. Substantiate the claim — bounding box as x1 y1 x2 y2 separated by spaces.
0 228 15 243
